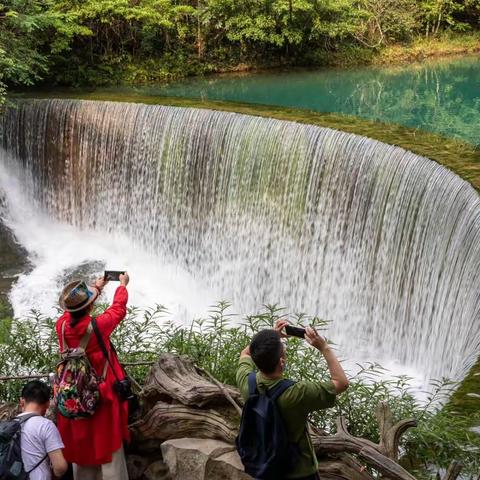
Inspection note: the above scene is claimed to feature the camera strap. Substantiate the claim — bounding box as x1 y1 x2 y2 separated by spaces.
91 318 123 383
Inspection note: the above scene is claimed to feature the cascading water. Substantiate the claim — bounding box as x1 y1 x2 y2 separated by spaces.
1 99 479 388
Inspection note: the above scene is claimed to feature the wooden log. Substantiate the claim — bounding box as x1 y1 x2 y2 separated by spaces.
0 403 18 421
317 455 375 480
442 461 462 480
196 366 243 416
0 374 49 381
309 424 374 480
313 417 417 480
140 354 242 410
131 400 238 443
376 401 417 461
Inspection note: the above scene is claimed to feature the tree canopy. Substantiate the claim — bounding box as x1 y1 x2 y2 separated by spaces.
0 0 479 97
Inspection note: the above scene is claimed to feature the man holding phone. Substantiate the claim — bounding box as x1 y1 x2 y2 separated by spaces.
236 320 349 480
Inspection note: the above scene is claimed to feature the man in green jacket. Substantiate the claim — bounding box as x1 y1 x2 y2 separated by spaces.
236 320 349 480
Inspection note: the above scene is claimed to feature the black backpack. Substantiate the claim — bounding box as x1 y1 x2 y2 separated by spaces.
0 414 47 480
235 372 299 479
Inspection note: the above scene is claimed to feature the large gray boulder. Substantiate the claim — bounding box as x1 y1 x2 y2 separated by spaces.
161 438 251 480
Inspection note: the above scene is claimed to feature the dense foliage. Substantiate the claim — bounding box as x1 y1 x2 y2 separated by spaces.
0 301 479 477
1 0 480 100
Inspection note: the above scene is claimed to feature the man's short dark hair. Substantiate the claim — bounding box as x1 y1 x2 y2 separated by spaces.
21 380 51 405
250 329 283 374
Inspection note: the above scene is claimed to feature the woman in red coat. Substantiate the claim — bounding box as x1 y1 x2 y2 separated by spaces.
55 273 130 480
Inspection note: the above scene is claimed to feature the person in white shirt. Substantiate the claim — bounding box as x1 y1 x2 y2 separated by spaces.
18 380 68 480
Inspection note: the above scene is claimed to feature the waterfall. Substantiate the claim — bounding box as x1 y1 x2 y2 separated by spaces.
1 98 479 386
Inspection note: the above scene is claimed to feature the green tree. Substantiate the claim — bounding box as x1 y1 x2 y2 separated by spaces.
353 0 420 47
0 0 87 102
421 0 464 37
1 0 480 95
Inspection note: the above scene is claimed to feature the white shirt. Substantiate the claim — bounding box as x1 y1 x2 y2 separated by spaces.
18 413 64 480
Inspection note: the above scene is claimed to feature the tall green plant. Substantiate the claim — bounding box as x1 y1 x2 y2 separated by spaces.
1 302 478 475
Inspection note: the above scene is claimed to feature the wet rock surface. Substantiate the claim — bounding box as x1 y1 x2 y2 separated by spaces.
0 220 28 304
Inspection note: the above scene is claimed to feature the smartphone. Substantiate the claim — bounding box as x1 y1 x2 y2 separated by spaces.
104 270 125 281
285 325 306 338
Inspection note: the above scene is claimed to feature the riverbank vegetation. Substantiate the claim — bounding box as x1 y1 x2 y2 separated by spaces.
2 1 480 103
0 301 479 477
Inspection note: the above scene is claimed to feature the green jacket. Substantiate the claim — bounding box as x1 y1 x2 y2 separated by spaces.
236 357 336 478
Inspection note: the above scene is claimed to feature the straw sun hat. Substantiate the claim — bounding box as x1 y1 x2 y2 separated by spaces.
59 280 99 313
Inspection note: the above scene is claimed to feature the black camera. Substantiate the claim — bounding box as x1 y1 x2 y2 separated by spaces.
113 378 135 402
113 377 141 421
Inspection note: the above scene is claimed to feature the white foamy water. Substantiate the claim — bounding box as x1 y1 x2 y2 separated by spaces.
1 99 480 391
0 160 216 320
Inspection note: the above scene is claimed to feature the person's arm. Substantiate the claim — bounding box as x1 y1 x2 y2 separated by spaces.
305 326 349 394
48 449 68 478
236 345 256 399
43 422 67 478
240 345 250 359
94 273 130 336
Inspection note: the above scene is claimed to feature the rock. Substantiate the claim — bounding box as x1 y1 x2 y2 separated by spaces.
208 449 251 479
126 455 150 480
161 438 252 480
144 459 172 480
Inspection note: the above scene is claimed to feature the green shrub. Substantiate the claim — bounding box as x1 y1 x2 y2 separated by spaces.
0 302 479 476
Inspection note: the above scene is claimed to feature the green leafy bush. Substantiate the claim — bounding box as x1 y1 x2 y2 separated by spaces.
0 301 479 476
1 0 480 96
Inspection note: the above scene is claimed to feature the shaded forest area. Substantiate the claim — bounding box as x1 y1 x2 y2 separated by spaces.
1 0 480 98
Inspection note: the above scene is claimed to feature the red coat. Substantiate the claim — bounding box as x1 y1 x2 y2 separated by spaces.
55 286 130 465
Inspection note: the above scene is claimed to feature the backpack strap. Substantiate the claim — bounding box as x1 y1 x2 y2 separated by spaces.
247 372 258 396
267 379 296 401
15 414 49 474
61 319 68 351
91 318 119 382
61 319 93 351
79 323 93 351
15 413 39 424
26 453 49 474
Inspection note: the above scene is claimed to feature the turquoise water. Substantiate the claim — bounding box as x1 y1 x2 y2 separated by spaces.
129 56 480 145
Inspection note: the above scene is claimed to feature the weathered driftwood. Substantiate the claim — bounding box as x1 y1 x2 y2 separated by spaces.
132 400 238 443
0 403 18 421
312 417 417 480
317 456 375 480
140 354 242 410
376 401 417 461
196 365 243 416
441 461 463 480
